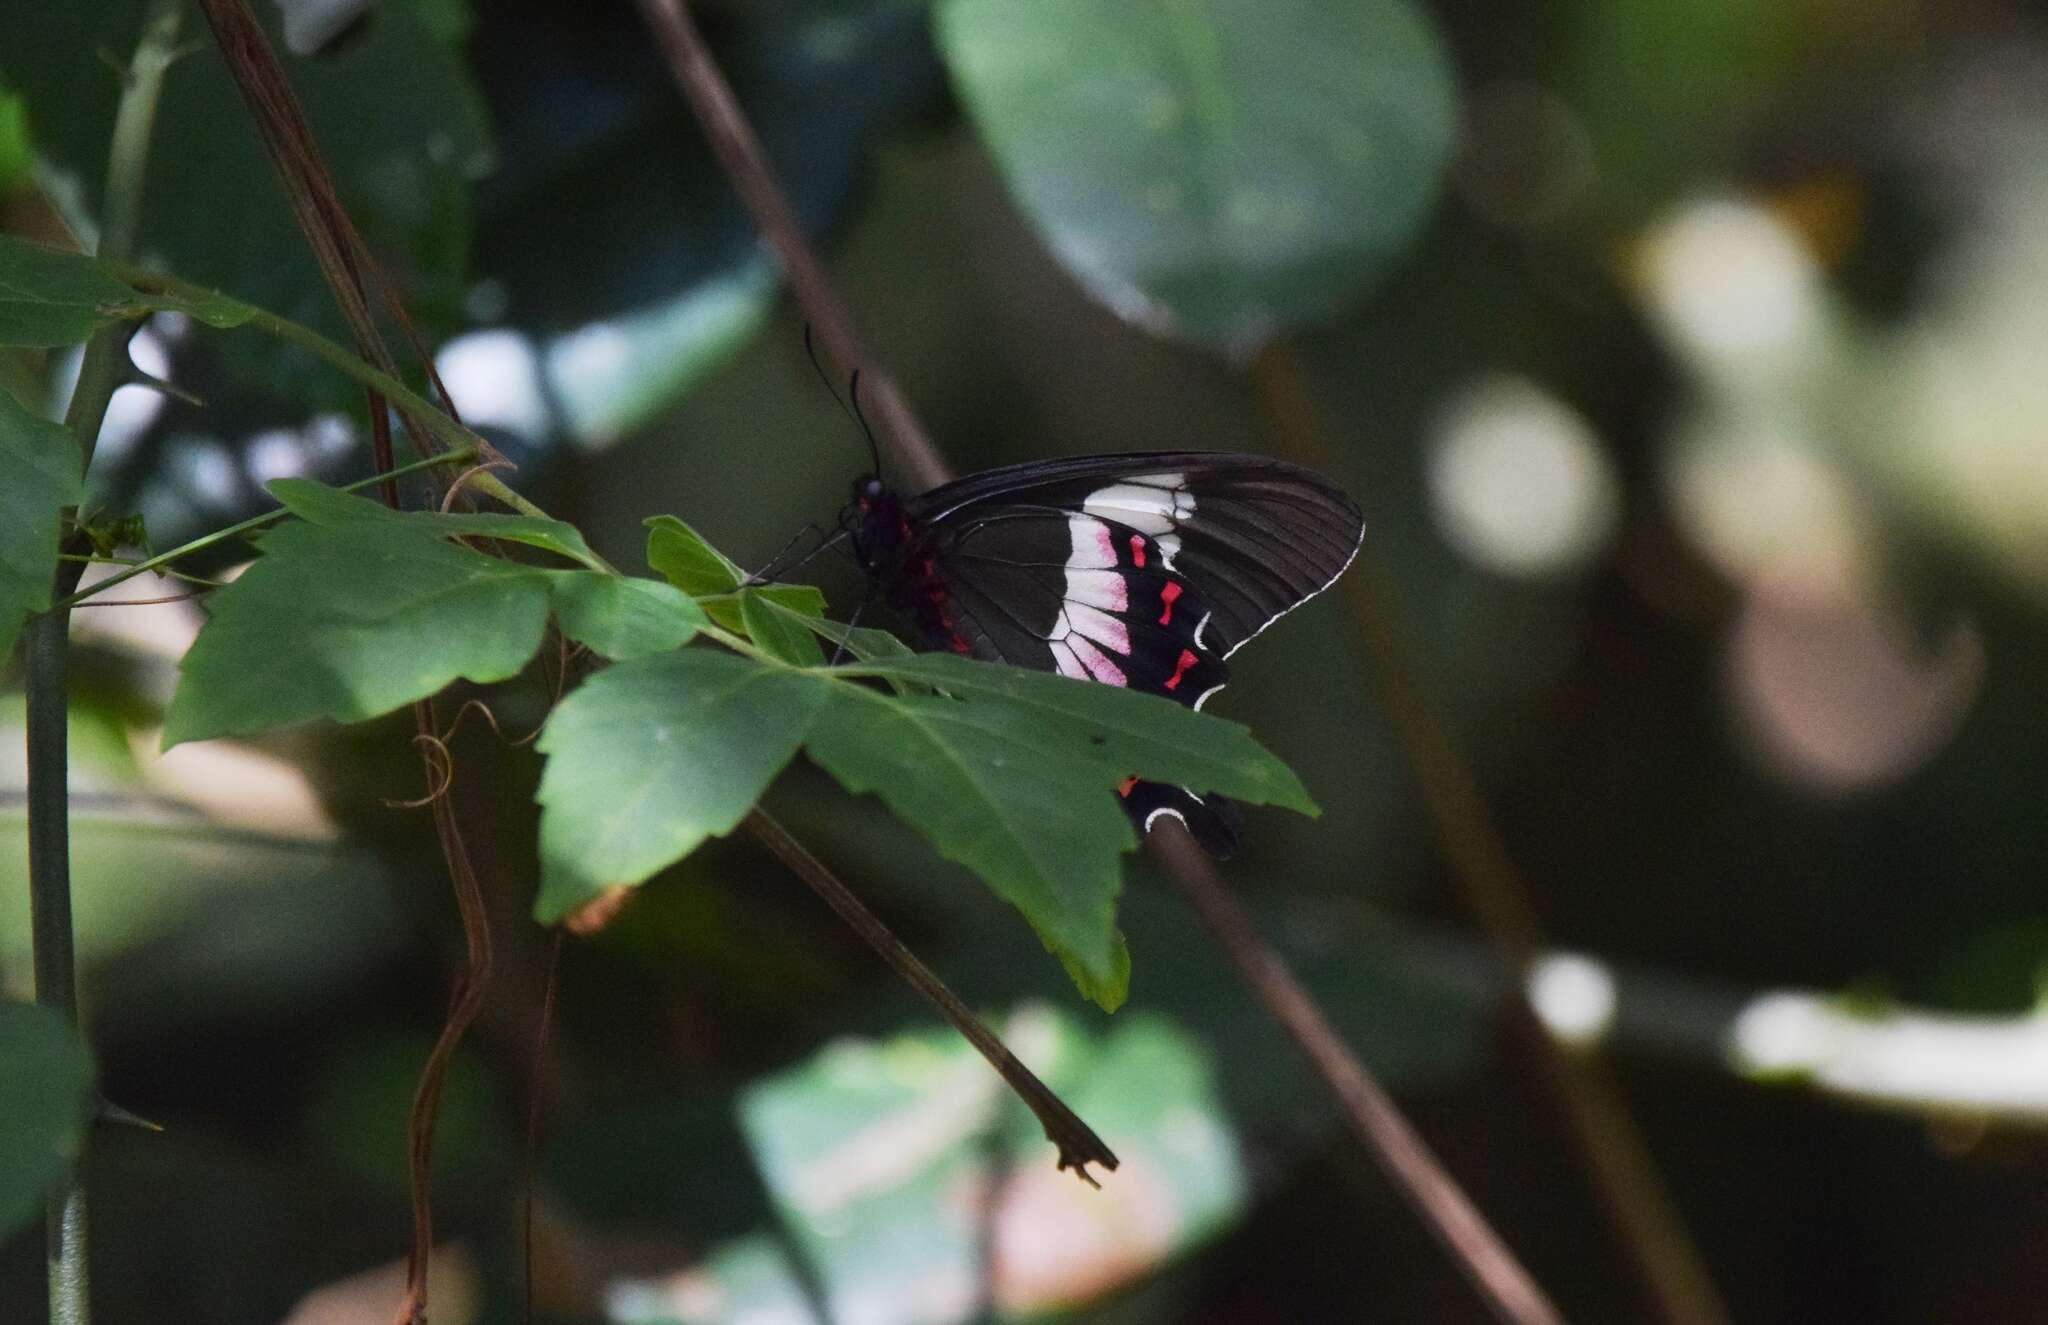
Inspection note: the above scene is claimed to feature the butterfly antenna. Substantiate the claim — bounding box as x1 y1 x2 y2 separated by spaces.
848 369 883 478
803 324 878 474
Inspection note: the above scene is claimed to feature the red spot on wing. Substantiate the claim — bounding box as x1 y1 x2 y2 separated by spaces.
1128 534 1146 567
1163 648 1199 691
1158 580 1182 625
1116 776 1139 797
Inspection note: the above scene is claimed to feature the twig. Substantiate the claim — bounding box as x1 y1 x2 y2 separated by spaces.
637 2 1563 1313
190 0 493 491
1149 824 1565 1325
522 930 565 1325
632 0 948 492
33 6 185 1322
184 6 502 1319
1249 346 1730 1325
745 809 1119 1180
54 446 477 610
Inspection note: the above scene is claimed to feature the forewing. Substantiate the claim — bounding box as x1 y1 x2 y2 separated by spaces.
906 452 1361 656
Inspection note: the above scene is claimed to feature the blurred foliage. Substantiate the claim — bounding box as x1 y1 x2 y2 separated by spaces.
0 0 490 400
0 389 83 660
7 0 2048 1322
939 0 1458 355
0 1001 93 1240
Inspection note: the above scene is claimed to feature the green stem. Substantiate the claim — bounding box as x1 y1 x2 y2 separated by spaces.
25 615 87 1324
62 0 183 467
54 446 477 609
105 265 572 545
33 9 184 1325
107 263 484 458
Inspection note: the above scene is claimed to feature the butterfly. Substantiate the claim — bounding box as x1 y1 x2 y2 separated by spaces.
841 452 1365 856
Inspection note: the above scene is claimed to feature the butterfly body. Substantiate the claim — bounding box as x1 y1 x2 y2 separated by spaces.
848 452 1363 855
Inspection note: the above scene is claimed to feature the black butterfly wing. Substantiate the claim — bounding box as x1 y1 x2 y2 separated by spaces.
931 507 1229 703
893 453 1363 855
906 453 1363 658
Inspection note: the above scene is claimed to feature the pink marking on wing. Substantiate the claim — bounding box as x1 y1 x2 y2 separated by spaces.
1066 603 1131 655
1067 634 1128 686
1158 580 1183 626
1065 517 1117 570
1129 534 1146 567
1066 569 1127 613
1163 648 1200 691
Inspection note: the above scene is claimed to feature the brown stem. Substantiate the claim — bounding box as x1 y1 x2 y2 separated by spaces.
187 6 505 1319
745 809 1118 1181
1149 823 1566 1325
1249 345 1729 1325
190 0 498 495
394 734 496 1325
635 0 1566 1309
632 0 949 492
523 930 565 1325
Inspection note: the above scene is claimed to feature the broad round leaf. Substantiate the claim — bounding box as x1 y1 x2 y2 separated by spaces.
939 0 1458 354
0 1001 94 1239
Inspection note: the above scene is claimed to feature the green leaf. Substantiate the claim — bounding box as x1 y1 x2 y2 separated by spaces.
738 588 826 666
0 94 28 198
806 682 1144 1007
938 0 1457 354
644 515 744 596
533 651 831 922
840 652 1317 813
550 573 706 660
0 391 85 662
683 1008 1244 1320
163 521 553 746
270 478 606 569
800 613 920 664
700 583 828 636
0 1001 94 1240
0 234 160 347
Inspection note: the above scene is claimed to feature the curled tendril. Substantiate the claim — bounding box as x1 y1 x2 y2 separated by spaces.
439 459 518 513
382 697 545 810
386 733 455 809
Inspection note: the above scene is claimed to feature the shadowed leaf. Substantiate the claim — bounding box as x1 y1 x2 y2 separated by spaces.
163 521 555 745
0 1001 94 1240
939 0 1457 354
0 391 85 662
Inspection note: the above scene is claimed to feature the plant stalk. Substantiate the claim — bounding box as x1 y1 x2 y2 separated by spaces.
54 446 477 609
637 1 1566 1310
25 615 87 1324
746 809 1119 1180
30 7 183 1323
1249 345 1730 1325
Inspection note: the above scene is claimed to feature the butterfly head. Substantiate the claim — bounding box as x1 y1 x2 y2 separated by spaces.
841 474 911 575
